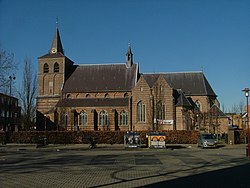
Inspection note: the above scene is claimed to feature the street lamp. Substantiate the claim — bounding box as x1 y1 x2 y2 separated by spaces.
242 88 250 158
8 75 15 132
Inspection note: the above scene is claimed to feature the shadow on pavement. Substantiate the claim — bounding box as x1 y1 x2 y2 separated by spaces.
165 145 187 150
143 163 250 188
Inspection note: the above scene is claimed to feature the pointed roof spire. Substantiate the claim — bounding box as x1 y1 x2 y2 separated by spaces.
126 43 133 68
126 43 133 56
50 17 64 55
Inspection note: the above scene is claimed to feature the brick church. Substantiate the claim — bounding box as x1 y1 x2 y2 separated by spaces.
36 23 221 132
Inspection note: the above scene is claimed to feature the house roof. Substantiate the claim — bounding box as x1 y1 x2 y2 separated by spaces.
143 72 216 96
62 63 138 93
56 98 129 107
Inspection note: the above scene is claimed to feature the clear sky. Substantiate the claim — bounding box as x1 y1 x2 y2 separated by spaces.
1 0 250 112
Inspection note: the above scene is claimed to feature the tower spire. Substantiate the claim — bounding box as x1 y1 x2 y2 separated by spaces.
56 16 58 29
126 43 133 68
50 17 64 55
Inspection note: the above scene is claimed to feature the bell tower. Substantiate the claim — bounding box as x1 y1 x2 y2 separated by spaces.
36 19 75 129
126 43 133 68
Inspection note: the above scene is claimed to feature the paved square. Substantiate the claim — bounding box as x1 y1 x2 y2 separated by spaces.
0 144 249 187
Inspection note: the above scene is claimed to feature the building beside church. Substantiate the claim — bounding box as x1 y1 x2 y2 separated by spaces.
0 93 21 132
36 23 226 133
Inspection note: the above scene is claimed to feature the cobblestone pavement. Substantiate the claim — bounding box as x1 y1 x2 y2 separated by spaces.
0 144 249 187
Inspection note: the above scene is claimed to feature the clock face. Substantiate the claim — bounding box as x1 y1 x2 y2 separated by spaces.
51 48 57 54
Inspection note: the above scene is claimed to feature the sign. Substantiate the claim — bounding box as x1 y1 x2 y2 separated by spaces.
156 119 174 125
148 133 166 148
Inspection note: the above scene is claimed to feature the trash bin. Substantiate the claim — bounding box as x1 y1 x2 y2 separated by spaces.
148 132 166 148
124 132 141 148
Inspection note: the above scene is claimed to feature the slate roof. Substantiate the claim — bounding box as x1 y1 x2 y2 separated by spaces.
143 74 159 87
50 27 64 55
38 24 64 59
62 63 138 93
56 98 129 107
163 72 216 96
175 89 192 107
209 104 228 117
143 72 216 96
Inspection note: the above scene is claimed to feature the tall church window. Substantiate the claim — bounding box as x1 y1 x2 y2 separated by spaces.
54 62 59 72
79 111 88 125
157 101 166 120
120 110 128 125
62 113 68 127
195 100 202 111
43 63 49 73
100 110 108 126
137 101 146 122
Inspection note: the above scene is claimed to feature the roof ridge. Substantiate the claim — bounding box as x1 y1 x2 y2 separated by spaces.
144 71 203 74
78 63 125 66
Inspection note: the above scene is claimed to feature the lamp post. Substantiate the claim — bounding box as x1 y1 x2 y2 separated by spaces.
242 88 250 158
8 75 16 132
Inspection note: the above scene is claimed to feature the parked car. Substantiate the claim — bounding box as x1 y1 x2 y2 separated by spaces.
198 133 217 148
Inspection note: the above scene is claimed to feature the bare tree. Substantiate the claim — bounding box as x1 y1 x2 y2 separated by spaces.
238 99 245 114
229 100 245 114
0 48 17 93
18 57 37 130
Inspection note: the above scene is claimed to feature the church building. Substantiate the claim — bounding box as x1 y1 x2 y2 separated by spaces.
36 23 221 133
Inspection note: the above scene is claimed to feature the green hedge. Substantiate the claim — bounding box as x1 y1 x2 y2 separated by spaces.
0 130 201 144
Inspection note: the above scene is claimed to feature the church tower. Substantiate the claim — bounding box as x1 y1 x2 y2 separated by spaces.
36 19 75 129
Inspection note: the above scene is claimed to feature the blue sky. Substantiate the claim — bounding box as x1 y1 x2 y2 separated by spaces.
1 0 250 112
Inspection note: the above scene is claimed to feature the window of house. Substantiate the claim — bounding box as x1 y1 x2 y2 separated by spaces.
43 63 49 73
120 110 128 125
100 110 108 126
79 111 88 125
157 102 166 120
137 101 146 122
54 62 59 72
104 93 109 98
86 94 90 98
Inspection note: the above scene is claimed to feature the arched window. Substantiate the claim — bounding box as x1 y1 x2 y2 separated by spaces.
54 62 59 72
104 93 109 98
157 101 166 120
137 101 146 122
86 94 90 98
62 113 68 127
124 93 129 98
195 100 202 111
43 63 49 73
120 110 128 125
100 110 108 126
79 111 88 125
